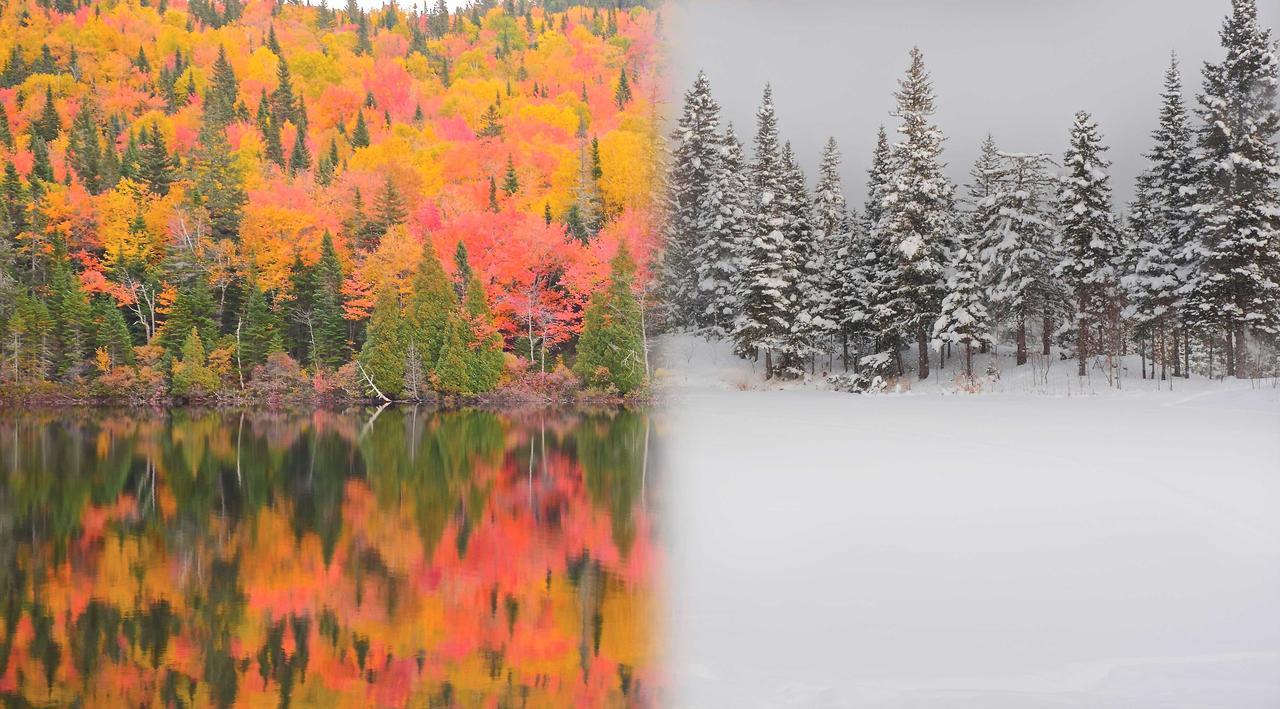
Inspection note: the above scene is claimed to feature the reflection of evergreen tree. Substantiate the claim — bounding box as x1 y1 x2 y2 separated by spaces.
575 411 647 556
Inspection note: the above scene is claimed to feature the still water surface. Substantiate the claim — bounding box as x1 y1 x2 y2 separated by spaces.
0 407 658 707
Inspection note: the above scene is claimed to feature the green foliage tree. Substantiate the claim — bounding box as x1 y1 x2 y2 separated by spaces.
92 297 135 367
171 328 220 398
574 243 645 393
238 274 283 372
359 286 405 398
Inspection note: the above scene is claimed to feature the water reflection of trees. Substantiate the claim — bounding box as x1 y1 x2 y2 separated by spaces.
0 407 657 707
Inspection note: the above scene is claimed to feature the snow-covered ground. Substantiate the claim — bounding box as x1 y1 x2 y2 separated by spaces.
655 334 1280 709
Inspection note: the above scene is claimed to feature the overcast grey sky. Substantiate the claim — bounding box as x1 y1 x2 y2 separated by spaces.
668 0 1279 207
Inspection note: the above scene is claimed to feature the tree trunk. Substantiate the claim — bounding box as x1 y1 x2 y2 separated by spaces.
1041 315 1052 356
1077 313 1088 377
1225 328 1236 378
964 342 973 379
1159 325 1166 381
1183 327 1190 379
916 326 930 380
1140 336 1147 380
1171 325 1182 378
1016 317 1027 366
842 333 850 372
764 349 773 380
1234 325 1248 379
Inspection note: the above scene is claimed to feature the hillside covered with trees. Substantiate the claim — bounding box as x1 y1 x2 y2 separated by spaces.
0 0 659 403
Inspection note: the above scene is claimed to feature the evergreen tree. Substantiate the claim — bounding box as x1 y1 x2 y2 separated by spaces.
574 243 645 393
29 134 54 183
488 175 499 213
777 142 821 378
289 122 311 175
462 275 504 392
5 293 53 382
189 115 248 241
613 66 632 109
453 240 472 298
1056 111 1122 377
1124 55 1197 378
812 137 861 368
1183 0 1279 376
404 242 456 394
92 296 135 367
733 84 790 375
34 87 61 142
139 123 174 195
171 327 220 398
981 151 1062 365
434 312 474 395
477 102 503 138
350 110 370 148
47 246 92 374
205 46 239 126
878 48 954 380
162 277 218 355
931 247 994 378
311 232 350 368
693 123 748 337
271 55 297 124
502 154 519 195
68 105 103 193
661 70 720 327
355 11 373 55
862 125 898 354
372 174 406 237
0 102 13 150
238 272 282 372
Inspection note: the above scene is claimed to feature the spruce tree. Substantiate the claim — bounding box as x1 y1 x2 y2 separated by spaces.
693 123 748 337
34 87 61 142
311 232 350 368
68 104 103 193
139 123 174 195
238 273 282 372
812 137 863 368
404 242 456 393
931 247 993 378
462 275 503 392
161 277 218 355
878 48 954 380
350 110 370 148
778 142 821 378
574 243 645 393
1056 111 1122 377
5 293 52 381
502 154 519 195
982 151 1062 365
47 247 92 374
0 102 13 150
1183 0 1279 376
614 66 632 109
190 115 247 240
205 46 239 126
661 70 720 327
862 125 898 356
1125 55 1197 378
372 174 407 236
732 84 790 375
453 240 472 298
92 296 135 367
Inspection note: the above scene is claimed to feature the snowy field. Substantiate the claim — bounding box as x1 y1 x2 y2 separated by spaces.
656 334 1280 709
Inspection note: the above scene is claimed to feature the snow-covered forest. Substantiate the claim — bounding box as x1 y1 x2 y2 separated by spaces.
658 0 1279 391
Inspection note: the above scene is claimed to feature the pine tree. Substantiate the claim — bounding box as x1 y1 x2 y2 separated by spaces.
312 232 350 368
47 247 92 374
238 273 282 372
1057 111 1122 377
350 110 370 148
139 123 174 195
92 296 135 367
693 123 748 337
487 175 499 213
462 275 503 392
1125 55 1198 379
862 125 898 356
574 242 645 393
372 174 406 237
613 66 632 109
5 293 52 381
355 11 373 55
171 327 220 398
161 277 218 355
404 242 456 394
272 55 297 124
452 240 472 298
733 84 790 375
205 46 239 127
1183 0 1279 377
0 102 13 150
777 142 821 378
662 70 721 327
931 247 994 378
502 154 519 195
68 104 103 194
189 115 247 241
34 87 61 142
879 48 954 380
981 151 1062 365
289 122 311 175
478 102 503 138
812 137 861 368
29 134 54 183
434 312 475 395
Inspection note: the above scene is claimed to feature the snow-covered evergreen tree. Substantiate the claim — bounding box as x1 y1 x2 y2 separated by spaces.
932 247 994 378
1124 55 1197 379
733 84 792 377
964 134 1004 263
1056 111 1123 377
813 137 864 369
661 70 721 328
694 123 750 337
1183 0 1280 377
862 125 898 359
779 141 822 378
878 48 954 380
981 151 1062 365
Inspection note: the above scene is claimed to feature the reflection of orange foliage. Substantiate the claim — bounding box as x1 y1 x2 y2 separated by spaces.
1 411 659 707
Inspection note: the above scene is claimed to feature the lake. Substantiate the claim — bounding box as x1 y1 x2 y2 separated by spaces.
0 407 660 707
